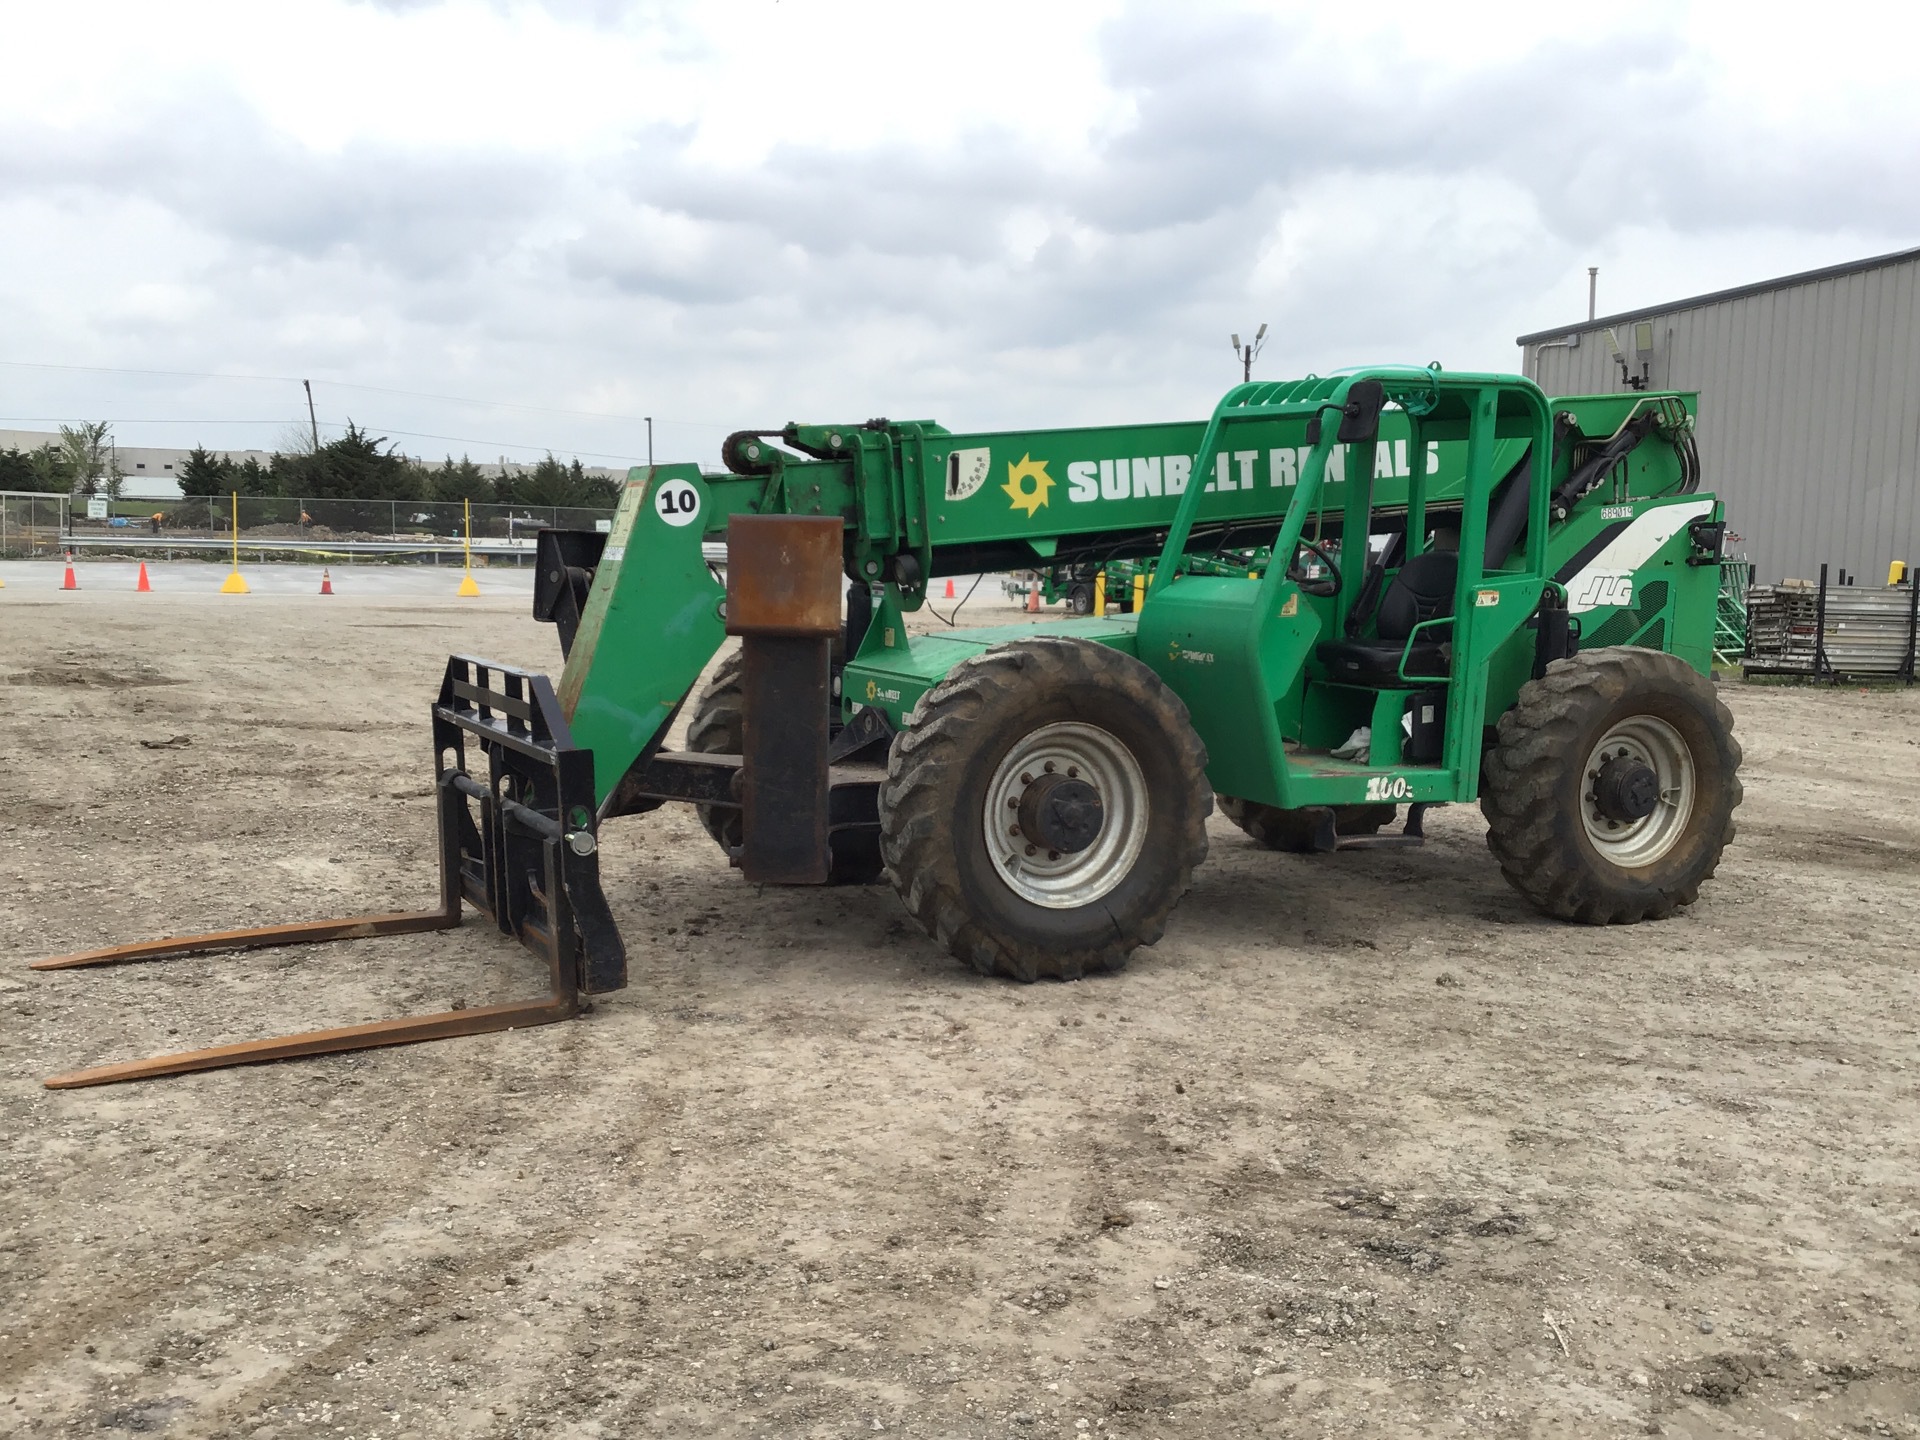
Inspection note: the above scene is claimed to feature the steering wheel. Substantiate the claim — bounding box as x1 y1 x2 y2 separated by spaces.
1286 537 1341 598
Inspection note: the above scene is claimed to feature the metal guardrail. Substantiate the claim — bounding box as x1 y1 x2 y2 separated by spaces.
49 534 733 568
1744 563 1918 682
62 534 539 558
1 492 622 559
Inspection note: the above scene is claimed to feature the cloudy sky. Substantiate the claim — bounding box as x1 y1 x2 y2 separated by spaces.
3 0 1916 470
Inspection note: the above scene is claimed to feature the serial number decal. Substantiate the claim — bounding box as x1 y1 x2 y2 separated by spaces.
1365 775 1414 802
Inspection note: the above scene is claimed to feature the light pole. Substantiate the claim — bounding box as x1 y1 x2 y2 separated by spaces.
1232 323 1268 383
645 417 653 467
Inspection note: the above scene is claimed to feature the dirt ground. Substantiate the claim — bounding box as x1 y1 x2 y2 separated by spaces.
3 570 1918 1439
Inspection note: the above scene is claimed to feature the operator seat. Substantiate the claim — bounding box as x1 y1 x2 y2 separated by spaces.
1314 550 1457 686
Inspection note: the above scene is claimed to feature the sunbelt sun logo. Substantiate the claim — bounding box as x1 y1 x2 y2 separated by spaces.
1002 455 1055 516
965 439 1445 516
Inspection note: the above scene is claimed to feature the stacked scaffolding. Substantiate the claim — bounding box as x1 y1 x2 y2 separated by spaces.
1714 560 1753 667
1743 564 1918 681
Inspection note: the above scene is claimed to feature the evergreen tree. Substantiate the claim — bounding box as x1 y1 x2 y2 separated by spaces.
292 421 419 501
177 445 235 498
0 447 73 493
234 457 274 495
429 455 495 504
500 454 619 508
27 446 74 493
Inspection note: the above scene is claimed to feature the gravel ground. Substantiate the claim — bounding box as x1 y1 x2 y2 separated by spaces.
2 579 1917 1439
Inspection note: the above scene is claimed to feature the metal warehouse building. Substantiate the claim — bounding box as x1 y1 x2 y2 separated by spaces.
1518 246 1920 587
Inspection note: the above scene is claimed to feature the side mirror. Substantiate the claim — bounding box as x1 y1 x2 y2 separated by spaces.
1306 380 1386 445
1337 380 1384 443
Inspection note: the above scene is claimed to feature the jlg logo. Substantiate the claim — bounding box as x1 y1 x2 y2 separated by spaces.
1573 574 1633 608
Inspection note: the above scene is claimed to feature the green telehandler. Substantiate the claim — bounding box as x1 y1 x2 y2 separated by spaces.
37 365 1741 1086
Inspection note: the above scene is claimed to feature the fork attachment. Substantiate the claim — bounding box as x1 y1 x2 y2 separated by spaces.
32 655 626 1089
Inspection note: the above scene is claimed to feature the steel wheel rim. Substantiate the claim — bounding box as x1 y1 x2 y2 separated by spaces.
983 721 1148 909
1581 715 1695 867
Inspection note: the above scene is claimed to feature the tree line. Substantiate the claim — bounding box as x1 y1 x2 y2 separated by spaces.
0 422 121 497
0 421 621 509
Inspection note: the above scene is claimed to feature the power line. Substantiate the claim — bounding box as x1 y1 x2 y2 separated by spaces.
0 357 691 427
357 425 645 464
0 416 645 464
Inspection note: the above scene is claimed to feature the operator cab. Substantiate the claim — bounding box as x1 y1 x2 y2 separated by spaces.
1315 535 1460 688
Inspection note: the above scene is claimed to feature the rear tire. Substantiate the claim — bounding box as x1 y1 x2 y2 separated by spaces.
1217 798 1397 852
686 651 885 885
878 636 1210 980
1066 582 1094 615
1480 647 1741 923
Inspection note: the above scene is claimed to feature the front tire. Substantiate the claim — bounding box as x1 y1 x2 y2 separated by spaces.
1480 647 1741 923
878 637 1210 980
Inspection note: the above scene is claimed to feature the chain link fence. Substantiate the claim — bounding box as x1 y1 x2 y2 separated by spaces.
0 492 72 558
6 493 616 559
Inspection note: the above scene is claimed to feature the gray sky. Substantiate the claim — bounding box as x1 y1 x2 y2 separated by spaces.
3 0 1915 469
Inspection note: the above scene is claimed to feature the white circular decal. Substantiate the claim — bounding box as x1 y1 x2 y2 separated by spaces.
655 477 701 527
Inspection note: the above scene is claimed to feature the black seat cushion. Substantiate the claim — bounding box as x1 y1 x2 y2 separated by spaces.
1376 550 1458 640
1316 637 1451 687
1315 550 1458 687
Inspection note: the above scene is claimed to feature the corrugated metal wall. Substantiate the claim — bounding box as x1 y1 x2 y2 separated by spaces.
1521 256 1920 585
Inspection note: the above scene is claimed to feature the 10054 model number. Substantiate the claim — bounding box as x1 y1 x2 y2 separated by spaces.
1364 775 1414 802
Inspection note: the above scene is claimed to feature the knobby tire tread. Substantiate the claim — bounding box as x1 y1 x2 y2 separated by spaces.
878 636 1211 981
1479 646 1742 924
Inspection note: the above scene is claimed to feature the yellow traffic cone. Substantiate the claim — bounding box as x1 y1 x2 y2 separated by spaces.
458 571 481 597
220 569 251 594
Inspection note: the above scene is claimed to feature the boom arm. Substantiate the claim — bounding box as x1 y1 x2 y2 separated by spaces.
552 379 1701 810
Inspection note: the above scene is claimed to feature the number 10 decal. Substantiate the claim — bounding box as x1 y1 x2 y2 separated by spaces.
655 477 701 527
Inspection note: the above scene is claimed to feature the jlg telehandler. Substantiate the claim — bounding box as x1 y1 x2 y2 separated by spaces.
35 365 1740 1086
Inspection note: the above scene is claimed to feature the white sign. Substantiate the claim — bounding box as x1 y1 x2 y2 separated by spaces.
654 477 701 527
86 498 108 520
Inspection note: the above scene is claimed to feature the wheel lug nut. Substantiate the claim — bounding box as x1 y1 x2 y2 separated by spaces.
1048 850 1060 861
1024 844 1037 856
1007 797 1019 808
1020 772 1033 785
1009 825 1020 836
1043 761 1056 773
1067 766 1079 778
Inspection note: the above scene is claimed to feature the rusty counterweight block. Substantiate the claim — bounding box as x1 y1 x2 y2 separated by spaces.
723 514 845 885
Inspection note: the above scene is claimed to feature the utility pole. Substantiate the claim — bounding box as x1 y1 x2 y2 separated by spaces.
645 416 653 467
1587 267 1598 322
1232 323 1268 383
303 380 320 452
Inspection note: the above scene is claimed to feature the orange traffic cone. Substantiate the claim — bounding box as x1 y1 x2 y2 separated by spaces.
319 568 334 595
1026 580 1039 613
61 554 79 590
135 562 152 592
944 578 956 599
